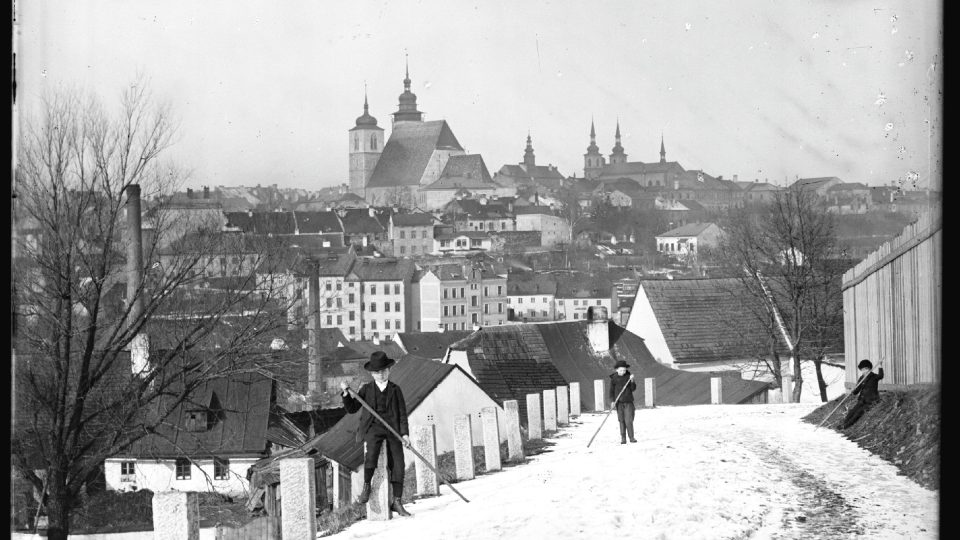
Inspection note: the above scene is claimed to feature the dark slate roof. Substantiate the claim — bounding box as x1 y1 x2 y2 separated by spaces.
426 155 496 190
507 275 557 295
396 331 474 358
340 209 386 234
253 354 461 480
791 177 842 190
497 163 566 181
124 373 276 458
598 161 685 178
827 182 870 192
392 212 437 226
341 340 407 362
656 222 718 237
450 321 770 422
294 211 343 234
367 121 464 188
253 212 297 235
678 200 707 212
514 206 556 216
347 258 415 281
638 278 792 364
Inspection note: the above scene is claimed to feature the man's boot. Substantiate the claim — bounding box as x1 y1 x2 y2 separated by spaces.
357 483 371 504
390 497 412 517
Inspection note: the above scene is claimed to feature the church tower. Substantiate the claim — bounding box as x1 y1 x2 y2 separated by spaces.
392 57 424 124
609 119 627 165
523 133 536 169
660 133 667 163
349 89 384 196
583 119 605 180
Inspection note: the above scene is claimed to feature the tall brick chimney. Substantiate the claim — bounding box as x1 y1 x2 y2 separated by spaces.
125 184 150 375
307 260 322 398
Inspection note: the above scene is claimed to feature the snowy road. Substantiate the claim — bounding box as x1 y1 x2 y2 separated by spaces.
324 404 938 540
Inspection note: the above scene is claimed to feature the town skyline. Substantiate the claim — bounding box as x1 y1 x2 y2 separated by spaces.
17 1 942 191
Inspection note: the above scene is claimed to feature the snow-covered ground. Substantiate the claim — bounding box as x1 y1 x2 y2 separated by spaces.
325 404 938 540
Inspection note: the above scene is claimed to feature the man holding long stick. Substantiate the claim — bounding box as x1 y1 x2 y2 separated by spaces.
340 351 413 517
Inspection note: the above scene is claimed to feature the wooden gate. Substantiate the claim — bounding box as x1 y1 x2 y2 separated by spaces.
215 516 280 540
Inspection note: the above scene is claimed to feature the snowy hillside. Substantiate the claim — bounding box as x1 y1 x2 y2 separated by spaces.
325 404 937 539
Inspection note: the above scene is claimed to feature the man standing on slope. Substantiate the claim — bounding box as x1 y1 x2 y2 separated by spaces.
840 359 885 429
610 359 638 444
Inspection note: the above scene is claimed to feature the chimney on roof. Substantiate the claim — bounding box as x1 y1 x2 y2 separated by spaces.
733 174 738 182
186 188 194 199
203 186 210 199
587 306 610 353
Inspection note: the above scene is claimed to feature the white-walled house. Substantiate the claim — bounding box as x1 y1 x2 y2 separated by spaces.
245 354 508 509
514 206 572 248
655 222 723 257
625 278 845 401
106 374 306 496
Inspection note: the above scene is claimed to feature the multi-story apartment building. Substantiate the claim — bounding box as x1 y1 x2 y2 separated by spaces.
514 206 571 248
412 262 508 331
346 258 416 341
389 212 437 257
506 275 557 322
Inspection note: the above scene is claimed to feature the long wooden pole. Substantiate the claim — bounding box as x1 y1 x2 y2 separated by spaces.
346 388 470 503
815 361 883 430
587 376 633 448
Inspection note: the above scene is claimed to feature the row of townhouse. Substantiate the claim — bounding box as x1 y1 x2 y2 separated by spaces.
505 273 617 323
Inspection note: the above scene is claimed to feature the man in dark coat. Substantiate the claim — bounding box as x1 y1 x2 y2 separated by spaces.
340 351 413 516
840 359 885 429
609 359 637 444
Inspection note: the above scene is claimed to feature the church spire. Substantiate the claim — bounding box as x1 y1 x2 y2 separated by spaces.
354 83 378 127
586 118 599 153
394 54 423 123
523 132 536 168
609 118 626 164
660 133 666 163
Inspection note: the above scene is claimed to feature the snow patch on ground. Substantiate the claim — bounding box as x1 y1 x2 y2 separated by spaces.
324 404 938 539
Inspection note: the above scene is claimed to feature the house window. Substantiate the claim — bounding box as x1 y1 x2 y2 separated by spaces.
400 246 406 255
385 302 391 312
349 293 355 303
444 288 449 299
337 315 343 325
574 313 579 320
349 311 355 321
371 285 377 295
460 305 466 315
411 245 418 254
471 296 478 307
444 306 449 316
559 300 565 306
120 461 135 482
349 326 355 335
326 315 333 325
498 286 503 295
214 458 229 480
394 302 400 312
498 303 503 313
452 288 457 299
326 298 333 308
393 284 400 295
422 230 428 239
337 282 342 291
395 319 401 329
370 303 377 312
400 231 406 239
542 310 548 317
542 297 548 303
460 288 465 297
337 298 342 308
175 458 191 480
326 282 332 291
371 320 377 330
385 320 391 330
484 286 489 296
597 300 602 305
517 298 522 304
484 304 489 314
472 313 478 323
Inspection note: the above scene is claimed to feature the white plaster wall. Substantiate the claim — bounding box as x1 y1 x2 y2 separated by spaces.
445 350 472 377
556 298 612 321
670 359 847 403
417 273 442 332
624 285 675 366
105 458 259 496
404 368 508 466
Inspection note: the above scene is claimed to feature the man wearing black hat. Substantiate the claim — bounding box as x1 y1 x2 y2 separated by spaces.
840 359 885 429
609 359 637 444
340 351 413 516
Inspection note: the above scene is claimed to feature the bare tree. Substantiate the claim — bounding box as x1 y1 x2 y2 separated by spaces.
716 188 844 402
12 83 295 538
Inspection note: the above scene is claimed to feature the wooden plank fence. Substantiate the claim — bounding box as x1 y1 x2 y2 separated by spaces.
841 205 941 388
215 516 280 540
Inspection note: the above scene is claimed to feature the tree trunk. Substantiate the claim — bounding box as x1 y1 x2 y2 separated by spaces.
770 343 782 388
43 471 73 540
813 357 829 402
792 355 803 402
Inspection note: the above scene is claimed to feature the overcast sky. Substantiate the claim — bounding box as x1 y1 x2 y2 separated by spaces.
17 1 942 191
